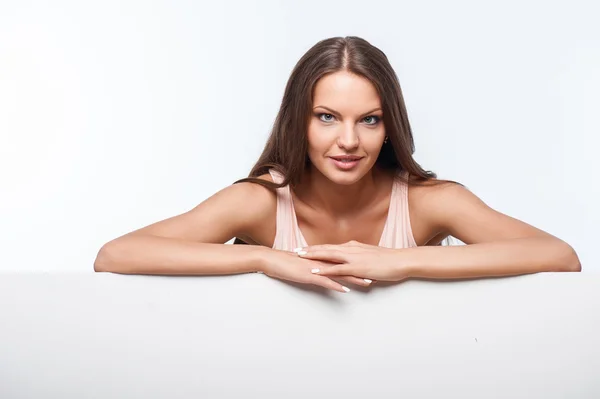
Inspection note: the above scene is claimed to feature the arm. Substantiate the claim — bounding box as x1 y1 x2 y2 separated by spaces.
405 183 581 279
94 237 266 275
94 180 275 275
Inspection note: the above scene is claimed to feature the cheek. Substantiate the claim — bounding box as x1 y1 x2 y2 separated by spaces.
366 125 386 148
367 133 386 150
306 124 330 152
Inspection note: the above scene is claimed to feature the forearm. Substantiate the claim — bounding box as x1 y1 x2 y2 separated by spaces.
94 235 266 275
405 236 581 279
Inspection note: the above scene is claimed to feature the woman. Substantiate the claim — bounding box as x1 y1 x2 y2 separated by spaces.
94 36 581 292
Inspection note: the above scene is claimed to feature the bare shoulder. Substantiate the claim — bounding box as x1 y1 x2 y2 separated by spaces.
408 175 553 245
225 173 279 246
120 173 278 246
409 176 466 211
205 173 278 245
408 177 469 226
406 176 459 245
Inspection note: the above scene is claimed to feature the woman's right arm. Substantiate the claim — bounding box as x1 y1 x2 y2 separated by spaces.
93 179 275 275
94 176 370 292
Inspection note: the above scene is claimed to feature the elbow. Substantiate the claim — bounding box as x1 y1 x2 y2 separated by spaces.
566 256 582 272
93 245 110 272
94 241 120 273
556 242 581 272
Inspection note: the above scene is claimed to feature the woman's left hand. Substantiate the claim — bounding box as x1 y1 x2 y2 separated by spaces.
295 240 412 282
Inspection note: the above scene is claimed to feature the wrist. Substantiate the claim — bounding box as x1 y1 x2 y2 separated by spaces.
249 245 272 274
390 248 421 280
404 247 427 278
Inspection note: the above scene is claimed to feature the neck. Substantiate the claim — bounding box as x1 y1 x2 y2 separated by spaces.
296 164 383 218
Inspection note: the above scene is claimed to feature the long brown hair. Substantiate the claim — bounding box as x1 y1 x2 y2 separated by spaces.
233 36 462 245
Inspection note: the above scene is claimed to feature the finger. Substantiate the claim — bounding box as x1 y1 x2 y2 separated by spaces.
298 249 348 263
310 264 355 276
310 275 350 293
334 275 373 287
295 244 343 253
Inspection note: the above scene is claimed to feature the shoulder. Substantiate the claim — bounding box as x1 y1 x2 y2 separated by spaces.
407 175 548 244
230 173 278 219
227 173 279 245
408 176 466 203
117 172 279 246
409 175 471 212
404 176 463 243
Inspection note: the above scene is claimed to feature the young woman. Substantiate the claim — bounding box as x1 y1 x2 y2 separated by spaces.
94 36 581 292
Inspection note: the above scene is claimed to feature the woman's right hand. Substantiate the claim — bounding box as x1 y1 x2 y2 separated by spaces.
258 248 372 293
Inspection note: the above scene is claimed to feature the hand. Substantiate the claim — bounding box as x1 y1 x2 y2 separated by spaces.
259 248 372 293
296 240 411 282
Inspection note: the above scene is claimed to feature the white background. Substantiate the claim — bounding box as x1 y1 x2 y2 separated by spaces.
1 272 598 398
1 0 598 272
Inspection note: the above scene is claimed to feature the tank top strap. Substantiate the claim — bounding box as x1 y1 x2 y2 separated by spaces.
379 170 418 248
268 169 307 251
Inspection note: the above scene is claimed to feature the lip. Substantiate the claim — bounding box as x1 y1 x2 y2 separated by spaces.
329 155 363 161
329 156 363 170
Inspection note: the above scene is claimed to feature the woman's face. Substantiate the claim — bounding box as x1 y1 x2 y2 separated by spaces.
307 71 386 186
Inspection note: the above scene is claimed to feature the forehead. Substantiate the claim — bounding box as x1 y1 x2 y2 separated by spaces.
313 71 381 109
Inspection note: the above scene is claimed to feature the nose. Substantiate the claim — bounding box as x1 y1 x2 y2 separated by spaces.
337 123 359 150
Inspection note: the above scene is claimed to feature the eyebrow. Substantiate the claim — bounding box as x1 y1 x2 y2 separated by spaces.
313 105 382 118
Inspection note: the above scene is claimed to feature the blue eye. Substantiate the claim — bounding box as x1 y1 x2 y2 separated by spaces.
363 116 381 125
315 113 381 125
317 113 335 122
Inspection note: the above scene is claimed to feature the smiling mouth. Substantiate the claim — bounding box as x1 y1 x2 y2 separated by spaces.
329 156 363 162
329 156 363 170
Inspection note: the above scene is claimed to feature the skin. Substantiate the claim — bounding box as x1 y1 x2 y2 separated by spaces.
249 70 447 249
292 70 397 248
246 71 580 284
95 70 580 293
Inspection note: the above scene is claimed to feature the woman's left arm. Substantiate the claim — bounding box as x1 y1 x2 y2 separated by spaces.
406 236 580 279
300 182 581 281
405 182 581 278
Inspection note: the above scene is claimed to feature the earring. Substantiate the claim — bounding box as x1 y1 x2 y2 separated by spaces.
384 136 389 143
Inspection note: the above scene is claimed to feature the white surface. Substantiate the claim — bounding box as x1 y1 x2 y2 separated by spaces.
0 272 598 398
0 0 598 272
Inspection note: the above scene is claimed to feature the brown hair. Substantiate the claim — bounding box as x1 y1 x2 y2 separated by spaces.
232 36 462 245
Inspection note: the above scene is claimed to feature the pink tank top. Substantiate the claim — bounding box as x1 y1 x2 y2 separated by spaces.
268 169 418 250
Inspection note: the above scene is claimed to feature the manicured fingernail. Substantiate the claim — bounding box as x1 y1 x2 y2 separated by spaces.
311 268 320 273
297 251 307 255
342 286 350 292
293 247 304 253
364 279 372 284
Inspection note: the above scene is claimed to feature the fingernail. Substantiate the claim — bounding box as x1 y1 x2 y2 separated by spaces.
293 247 303 253
311 268 320 273
342 286 350 292
297 251 307 255
364 279 372 284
